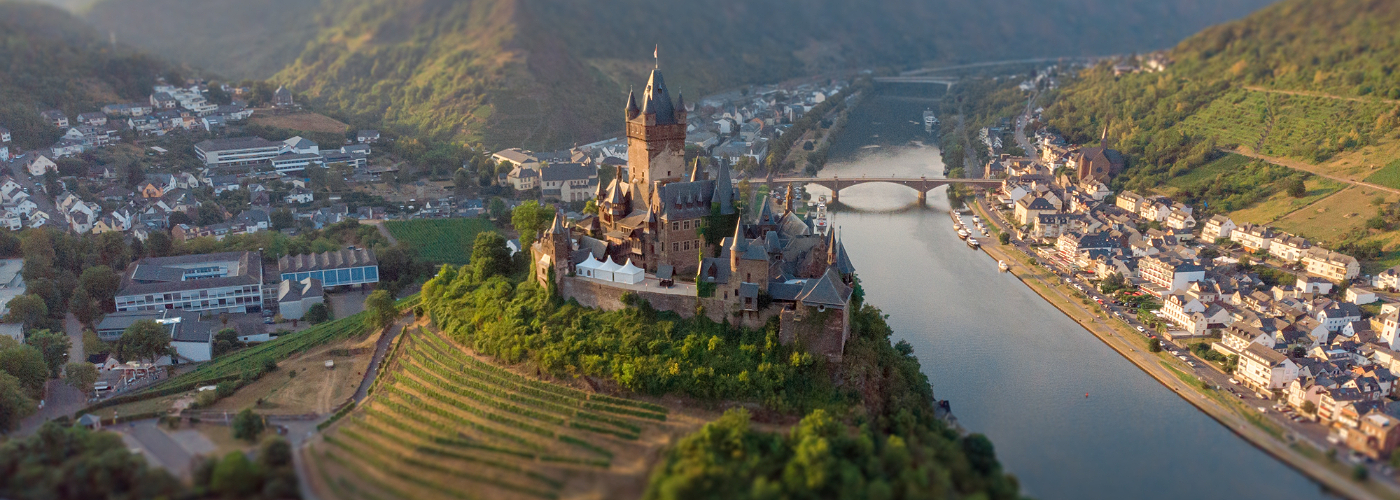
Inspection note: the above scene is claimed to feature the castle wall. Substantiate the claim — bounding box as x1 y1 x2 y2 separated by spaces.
558 276 778 330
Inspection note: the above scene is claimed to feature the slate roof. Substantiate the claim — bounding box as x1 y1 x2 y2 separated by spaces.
640 68 678 125
120 252 261 296
654 180 716 220
797 268 851 308
540 163 595 182
195 137 281 152
278 248 377 274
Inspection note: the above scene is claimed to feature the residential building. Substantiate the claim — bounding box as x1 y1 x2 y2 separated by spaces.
1270 233 1311 262
277 248 379 288
1302 248 1360 281
1231 223 1274 252
541 163 600 202
1166 208 1196 230
356 130 380 143
507 166 540 191
1138 255 1205 293
1238 343 1299 396
276 278 324 320
1202 215 1237 242
22 154 58 177
274 85 294 108
115 252 264 314
285 187 314 204
1341 411 1400 461
40 110 68 128
1056 231 1116 264
492 148 539 169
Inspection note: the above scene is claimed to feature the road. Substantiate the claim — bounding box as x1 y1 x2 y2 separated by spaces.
1229 148 1400 196
974 196 1399 499
1243 86 1400 106
123 420 194 478
15 313 91 436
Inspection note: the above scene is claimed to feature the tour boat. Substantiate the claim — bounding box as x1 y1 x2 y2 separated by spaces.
813 196 829 233
957 229 969 240
924 109 939 132
966 237 980 249
998 260 1010 272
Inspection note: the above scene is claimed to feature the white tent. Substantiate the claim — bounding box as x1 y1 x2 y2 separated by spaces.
615 259 644 285
594 257 622 282
574 253 604 278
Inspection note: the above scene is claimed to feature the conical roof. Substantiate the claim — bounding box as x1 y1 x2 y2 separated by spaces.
549 207 567 235
641 69 677 125
688 159 704 182
625 87 640 119
728 221 745 252
712 158 734 215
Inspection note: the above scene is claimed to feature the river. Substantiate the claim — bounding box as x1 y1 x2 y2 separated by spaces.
805 94 1334 500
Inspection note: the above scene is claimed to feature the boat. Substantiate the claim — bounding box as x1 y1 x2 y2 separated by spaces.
813 196 830 233
957 229 969 240
998 260 1010 272
924 109 939 132
967 237 980 249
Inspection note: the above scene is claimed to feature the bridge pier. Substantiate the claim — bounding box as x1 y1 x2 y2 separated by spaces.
831 177 840 203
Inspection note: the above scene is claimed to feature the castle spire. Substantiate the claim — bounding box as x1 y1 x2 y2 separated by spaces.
712 158 734 215
625 87 640 120
688 158 703 182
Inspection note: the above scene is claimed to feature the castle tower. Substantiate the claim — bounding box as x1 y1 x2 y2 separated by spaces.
626 62 687 203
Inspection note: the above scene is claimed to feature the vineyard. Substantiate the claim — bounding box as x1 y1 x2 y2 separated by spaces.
384 218 496 265
308 326 692 500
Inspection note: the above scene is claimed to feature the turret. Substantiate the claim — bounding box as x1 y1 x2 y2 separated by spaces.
728 221 745 267
625 88 640 121
688 158 704 182
712 158 734 215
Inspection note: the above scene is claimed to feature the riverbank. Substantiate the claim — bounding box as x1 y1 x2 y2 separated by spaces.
968 198 1397 500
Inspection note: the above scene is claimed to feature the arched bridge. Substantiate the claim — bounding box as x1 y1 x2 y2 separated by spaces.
769 176 1002 202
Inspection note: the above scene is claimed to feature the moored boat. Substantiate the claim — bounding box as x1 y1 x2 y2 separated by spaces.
967 237 980 249
999 260 1010 272
957 229 969 240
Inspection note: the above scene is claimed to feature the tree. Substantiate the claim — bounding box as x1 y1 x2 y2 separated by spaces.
1301 400 1317 415
258 435 293 469
0 422 185 497
487 197 508 219
167 210 192 227
304 302 330 324
511 201 555 249
583 199 598 215
146 231 173 257
64 362 98 396
213 328 243 357
365 290 398 331
25 329 71 378
210 450 261 496
4 294 48 329
0 372 36 433
69 286 97 324
453 168 473 192
1148 338 1162 352
116 320 171 364
231 408 265 443
470 231 512 281
80 265 121 309
998 232 1010 245
1286 177 1307 198
0 343 48 398
271 209 295 230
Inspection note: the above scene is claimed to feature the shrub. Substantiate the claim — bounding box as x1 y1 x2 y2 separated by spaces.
215 381 236 398
231 408 264 442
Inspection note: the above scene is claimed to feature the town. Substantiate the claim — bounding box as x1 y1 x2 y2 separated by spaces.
978 104 1400 472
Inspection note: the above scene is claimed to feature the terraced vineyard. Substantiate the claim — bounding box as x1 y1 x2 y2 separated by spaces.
309 326 683 500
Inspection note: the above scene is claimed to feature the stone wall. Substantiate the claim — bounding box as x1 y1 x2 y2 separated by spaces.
558 276 778 329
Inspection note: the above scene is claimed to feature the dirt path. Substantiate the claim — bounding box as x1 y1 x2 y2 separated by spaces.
1228 148 1400 196
1243 86 1400 105
369 220 399 245
315 369 335 414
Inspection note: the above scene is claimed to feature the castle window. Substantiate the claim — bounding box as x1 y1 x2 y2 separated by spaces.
672 222 678 231
684 241 690 250
673 243 679 252
683 221 690 230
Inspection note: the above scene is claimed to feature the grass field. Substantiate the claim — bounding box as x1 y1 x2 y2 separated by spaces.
1362 159 1400 190
1162 153 1253 193
385 218 497 265
1227 177 1346 225
1271 186 1398 244
249 111 349 133
308 327 696 500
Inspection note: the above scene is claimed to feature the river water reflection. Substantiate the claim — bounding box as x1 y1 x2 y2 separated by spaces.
801 94 1333 500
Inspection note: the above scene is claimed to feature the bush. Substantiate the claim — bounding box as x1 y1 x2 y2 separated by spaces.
261 357 278 373
215 381 236 398
1148 338 1162 352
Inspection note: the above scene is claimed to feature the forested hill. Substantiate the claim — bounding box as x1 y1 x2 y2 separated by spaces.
1046 0 1400 196
74 0 1278 150
0 1 168 150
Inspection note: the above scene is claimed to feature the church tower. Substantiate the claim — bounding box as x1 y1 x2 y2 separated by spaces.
625 60 687 203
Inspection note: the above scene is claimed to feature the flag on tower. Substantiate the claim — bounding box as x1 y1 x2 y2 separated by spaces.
654 45 659 67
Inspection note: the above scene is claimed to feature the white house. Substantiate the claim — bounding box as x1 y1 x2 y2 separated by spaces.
24 154 58 177
285 187 314 204
1239 343 1299 396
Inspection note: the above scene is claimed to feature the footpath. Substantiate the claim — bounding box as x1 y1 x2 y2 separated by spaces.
970 197 1396 500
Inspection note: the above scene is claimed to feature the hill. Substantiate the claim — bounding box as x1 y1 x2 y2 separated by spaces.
1045 0 1400 264
0 1 170 150
78 0 1278 149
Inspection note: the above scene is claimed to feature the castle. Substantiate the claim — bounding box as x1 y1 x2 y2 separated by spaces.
532 59 858 361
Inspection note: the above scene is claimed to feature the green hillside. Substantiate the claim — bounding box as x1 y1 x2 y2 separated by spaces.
1046 0 1400 191
79 0 1278 150
0 1 170 150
